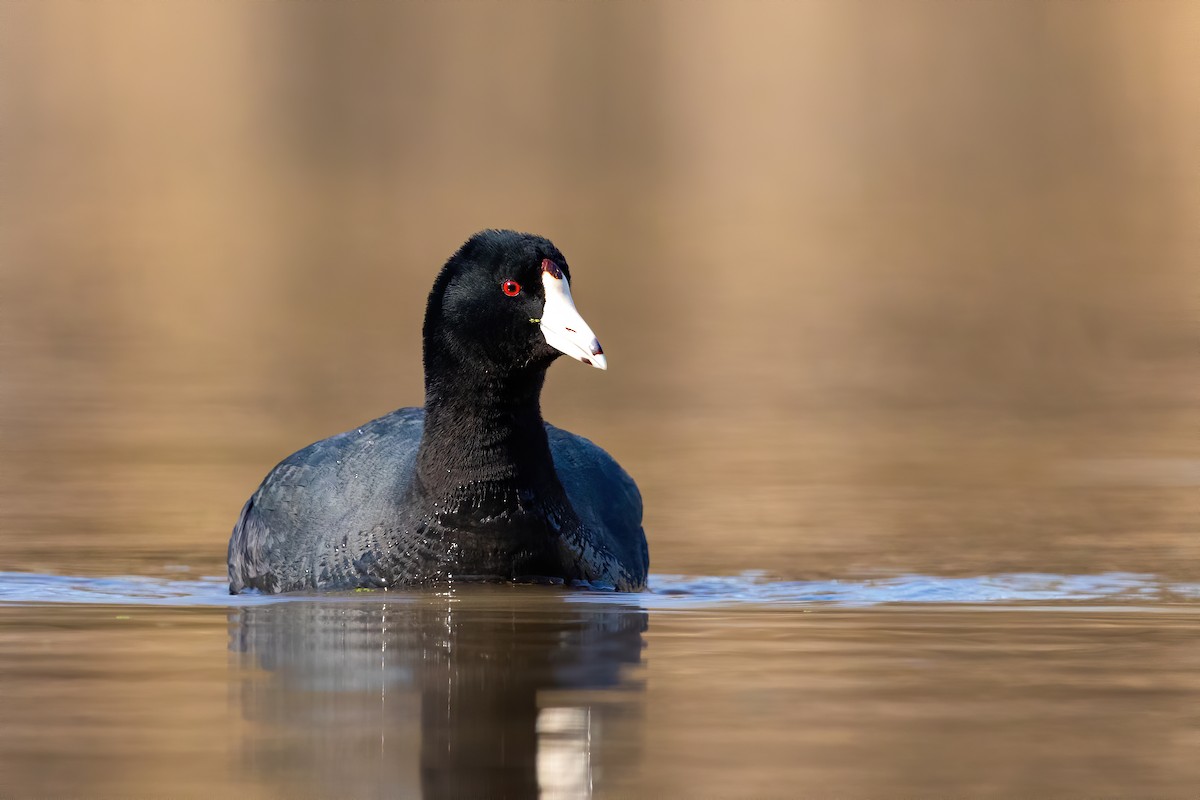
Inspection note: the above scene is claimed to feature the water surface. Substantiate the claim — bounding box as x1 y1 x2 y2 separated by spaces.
2 581 1199 798
2 1 1199 797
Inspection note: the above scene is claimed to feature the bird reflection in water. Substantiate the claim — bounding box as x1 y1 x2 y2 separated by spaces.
229 589 647 799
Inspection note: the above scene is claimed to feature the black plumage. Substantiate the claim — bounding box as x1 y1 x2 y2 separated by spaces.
228 230 648 593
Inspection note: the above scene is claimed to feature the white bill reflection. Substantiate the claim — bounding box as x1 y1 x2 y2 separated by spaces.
537 706 593 799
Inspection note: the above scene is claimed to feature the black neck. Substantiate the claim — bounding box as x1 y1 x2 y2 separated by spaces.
414 351 566 510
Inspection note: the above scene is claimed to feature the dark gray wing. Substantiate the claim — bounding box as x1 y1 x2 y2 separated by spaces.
228 407 425 593
546 424 649 588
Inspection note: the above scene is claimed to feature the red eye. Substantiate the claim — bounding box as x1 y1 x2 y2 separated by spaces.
501 279 521 297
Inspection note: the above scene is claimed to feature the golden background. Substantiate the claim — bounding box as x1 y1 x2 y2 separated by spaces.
1 1 1196 579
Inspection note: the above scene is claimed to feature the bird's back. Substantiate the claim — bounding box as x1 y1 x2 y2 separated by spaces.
228 408 647 593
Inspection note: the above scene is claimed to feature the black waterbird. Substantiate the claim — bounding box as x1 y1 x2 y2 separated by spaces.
228 230 648 593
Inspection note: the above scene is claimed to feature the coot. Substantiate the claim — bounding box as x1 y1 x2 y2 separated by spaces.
228 230 648 593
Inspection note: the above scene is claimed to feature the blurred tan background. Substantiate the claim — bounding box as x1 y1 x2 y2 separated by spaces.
1 0 1196 581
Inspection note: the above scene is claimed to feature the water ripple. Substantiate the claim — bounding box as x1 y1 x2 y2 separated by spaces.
0 570 1196 609
638 572 1200 607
